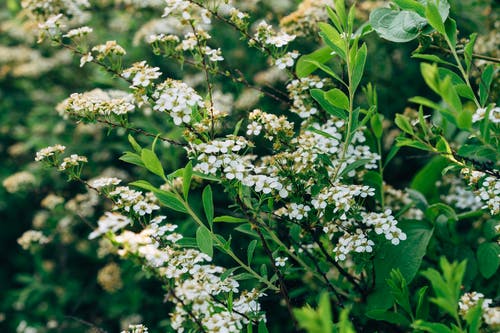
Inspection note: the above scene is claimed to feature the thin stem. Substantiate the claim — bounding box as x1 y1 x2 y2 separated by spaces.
428 45 500 64
183 200 279 292
254 226 299 329
189 22 215 139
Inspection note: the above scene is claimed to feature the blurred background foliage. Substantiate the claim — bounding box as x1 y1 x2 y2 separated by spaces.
0 0 498 332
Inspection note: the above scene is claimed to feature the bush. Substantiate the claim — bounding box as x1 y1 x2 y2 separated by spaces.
1 0 498 332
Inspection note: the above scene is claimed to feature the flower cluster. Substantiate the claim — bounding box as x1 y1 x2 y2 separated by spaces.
92 40 126 60
459 292 499 328
122 61 162 89
462 168 500 215
57 89 135 119
287 76 327 118
275 51 300 69
152 79 204 125
109 186 160 216
472 105 500 123
58 154 88 171
121 324 149 333
280 0 330 36
247 109 294 143
35 144 66 162
253 21 296 48
18 230 50 250
2 171 36 193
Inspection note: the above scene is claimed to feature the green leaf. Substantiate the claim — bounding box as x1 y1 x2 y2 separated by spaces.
370 113 384 139
395 114 414 134
247 240 257 265
202 186 214 229
339 159 372 178
393 0 426 17
476 242 500 279
334 0 347 29
196 226 213 257
411 54 456 67
213 216 247 223
411 156 449 202
370 8 427 43
415 286 429 320
296 46 334 78
326 6 342 32
420 63 440 94
479 64 495 106
258 320 269 333
364 171 383 203
412 321 453 333
120 151 145 167
310 89 348 120
464 33 477 74
182 161 192 200
325 88 349 111
352 43 367 92
304 60 345 85
141 148 166 180
318 22 347 60
464 302 483 333
155 190 187 213
425 1 446 35
456 110 472 130
444 18 457 48
383 144 400 168
409 96 442 110
368 220 433 310
128 134 142 153
365 310 411 326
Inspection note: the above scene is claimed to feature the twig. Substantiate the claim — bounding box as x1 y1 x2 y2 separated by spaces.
63 316 107 333
428 45 500 64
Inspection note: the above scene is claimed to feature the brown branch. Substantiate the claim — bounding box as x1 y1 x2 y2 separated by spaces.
428 45 500 64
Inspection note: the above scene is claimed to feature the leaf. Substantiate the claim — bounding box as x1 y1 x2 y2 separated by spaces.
410 156 449 202
141 148 166 180
310 89 348 120
384 144 401 168
476 242 500 279
155 190 187 213
119 152 144 167
304 60 345 85
409 96 442 110
393 0 426 17
182 161 192 200
395 114 414 134
318 22 347 60
202 186 214 229
367 220 433 310
420 63 440 95
412 321 453 333
464 302 483 333
296 46 334 78
128 134 142 153
352 43 367 92
257 320 269 333
415 286 429 320
364 171 383 203
370 113 384 139
369 8 427 43
411 54 456 67
247 240 257 265
196 226 213 257
213 216 247 223
339 159 372 178
444 18 457 48
365 310 411 326
479 64 495 106
325 88 349 111
425 1 446 35
464 33 477 74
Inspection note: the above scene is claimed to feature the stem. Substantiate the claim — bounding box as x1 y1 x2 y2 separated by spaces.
443 37 480 108
183 200 279 292
428 45 500 64
254 226 299 329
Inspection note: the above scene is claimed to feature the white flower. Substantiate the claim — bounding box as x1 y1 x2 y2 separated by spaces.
80 53 93 67
275 51 299 69
35 144 66 161
275 256 288 267
63 26 93 38
89 212 131 239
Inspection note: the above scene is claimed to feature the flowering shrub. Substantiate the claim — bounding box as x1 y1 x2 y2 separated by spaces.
1 0 499 332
